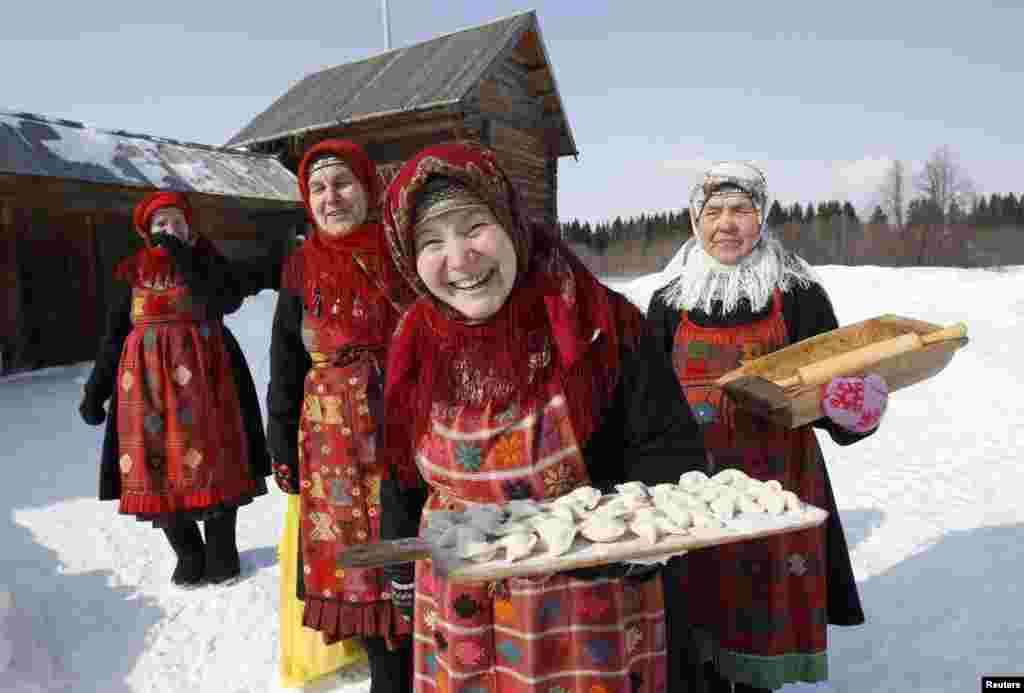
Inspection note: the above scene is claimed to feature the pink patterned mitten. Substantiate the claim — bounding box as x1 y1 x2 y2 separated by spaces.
821 374 888 433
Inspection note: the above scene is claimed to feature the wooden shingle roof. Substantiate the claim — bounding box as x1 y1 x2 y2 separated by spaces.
226 11 576 157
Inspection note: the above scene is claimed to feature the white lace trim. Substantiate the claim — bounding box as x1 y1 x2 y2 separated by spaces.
661 232 821 315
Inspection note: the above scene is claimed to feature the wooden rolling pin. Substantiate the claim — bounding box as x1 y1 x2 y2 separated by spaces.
774 323 968 390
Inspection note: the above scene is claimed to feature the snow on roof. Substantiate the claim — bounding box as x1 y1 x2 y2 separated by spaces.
0 109 300 203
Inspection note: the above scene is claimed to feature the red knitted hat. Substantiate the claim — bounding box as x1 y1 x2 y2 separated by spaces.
132 192 193 241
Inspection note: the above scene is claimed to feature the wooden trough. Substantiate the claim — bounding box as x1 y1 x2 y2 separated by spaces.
717 315 969 429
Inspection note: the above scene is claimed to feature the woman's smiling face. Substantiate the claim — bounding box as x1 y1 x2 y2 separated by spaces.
307 163 368 236
413 205 518 321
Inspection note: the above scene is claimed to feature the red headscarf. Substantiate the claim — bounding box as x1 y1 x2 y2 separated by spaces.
132 191 194 239
382 143 643 487
116 191 217 285
282 139 406 323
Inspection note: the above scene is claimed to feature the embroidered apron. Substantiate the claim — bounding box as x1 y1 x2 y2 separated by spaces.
412 384 667 693
671 290 828 689
116 282 255 517
297 271 409 643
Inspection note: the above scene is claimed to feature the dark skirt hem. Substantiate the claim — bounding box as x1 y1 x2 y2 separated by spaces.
302 596 410 645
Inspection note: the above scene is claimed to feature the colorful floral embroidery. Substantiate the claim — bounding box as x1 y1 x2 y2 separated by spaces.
584 640 613 665
495 640 522 664
453 594 480 619
455 442 483 471
493 433 524 469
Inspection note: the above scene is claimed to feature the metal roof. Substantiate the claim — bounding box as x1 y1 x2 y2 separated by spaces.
0 109 300 202
226 11 576 156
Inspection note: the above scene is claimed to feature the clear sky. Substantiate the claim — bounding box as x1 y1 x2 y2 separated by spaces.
3 0 1021 222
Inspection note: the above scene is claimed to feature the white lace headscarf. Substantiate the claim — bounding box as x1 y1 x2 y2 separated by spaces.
662 161 820 314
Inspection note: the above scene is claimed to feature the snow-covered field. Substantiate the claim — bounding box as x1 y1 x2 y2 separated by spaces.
2 265 1021 692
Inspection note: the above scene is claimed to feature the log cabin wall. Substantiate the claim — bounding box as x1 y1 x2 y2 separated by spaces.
0 176 300 374
470 32 560 227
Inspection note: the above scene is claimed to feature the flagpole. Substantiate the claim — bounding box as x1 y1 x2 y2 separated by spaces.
382 0 392 50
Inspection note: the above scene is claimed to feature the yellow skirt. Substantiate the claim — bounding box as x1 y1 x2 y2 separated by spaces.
279 494 367 687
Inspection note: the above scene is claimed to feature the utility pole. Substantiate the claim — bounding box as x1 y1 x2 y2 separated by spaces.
382 0 393 50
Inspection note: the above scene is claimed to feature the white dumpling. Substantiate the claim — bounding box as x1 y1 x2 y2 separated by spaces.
678 470 710 488
712 468 748 486
580 517 628 543
781 490 802 512
689 510 723 528
737 495 765 514
614 482 649 498
499 532 539 562
592 498 632 519
533 517 578 557
544 505 579 525
710 494 739 521
698 485 728 504
458 540 500 562
761 492 786 515
659 503 694 529
629 518 660 545
631 505 659 518
763 480 784 494
504 499 543 519
438 525 487 549
741 479 768 496
559 486 602 510
654 516 689 536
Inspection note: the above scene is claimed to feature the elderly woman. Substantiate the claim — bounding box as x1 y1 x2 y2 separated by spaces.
267 139 416 691
378 144 709 693
646 162 887 692
78 191 269 587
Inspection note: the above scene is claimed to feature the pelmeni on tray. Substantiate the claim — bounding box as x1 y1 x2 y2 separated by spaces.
533 517 578 557
498 532 539 562
579 516 628 543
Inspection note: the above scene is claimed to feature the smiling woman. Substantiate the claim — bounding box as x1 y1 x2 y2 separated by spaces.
379 143 710 693
411 181 518 322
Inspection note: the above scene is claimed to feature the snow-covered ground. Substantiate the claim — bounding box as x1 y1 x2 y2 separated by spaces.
2 265 1021 692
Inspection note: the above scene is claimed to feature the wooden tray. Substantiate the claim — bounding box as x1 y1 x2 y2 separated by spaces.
434 506 828 583
717 314 968 429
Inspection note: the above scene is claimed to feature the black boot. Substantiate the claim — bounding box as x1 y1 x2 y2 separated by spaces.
163 521 205 586
204 509 241 584
364 636 413 693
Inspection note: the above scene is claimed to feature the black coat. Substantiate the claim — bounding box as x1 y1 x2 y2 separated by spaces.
264 287 312 484
646 280 867 626
83 242 270 501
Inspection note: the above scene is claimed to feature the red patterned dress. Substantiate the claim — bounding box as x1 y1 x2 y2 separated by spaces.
668 290 830 688
296 261 410 642
116 274 260 518
411 386 667 693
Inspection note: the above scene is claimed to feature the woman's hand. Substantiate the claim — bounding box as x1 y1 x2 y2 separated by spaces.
272 458 299 494
78 394 106 426
821 374 888 433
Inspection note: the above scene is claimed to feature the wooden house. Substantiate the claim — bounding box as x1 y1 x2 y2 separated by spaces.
226 10 577 226
0 109 303 374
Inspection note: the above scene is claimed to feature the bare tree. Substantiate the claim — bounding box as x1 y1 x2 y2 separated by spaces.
915 145 974 223
878 159 907 231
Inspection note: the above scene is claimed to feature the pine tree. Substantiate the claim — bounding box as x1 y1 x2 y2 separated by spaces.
767 200 787 227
